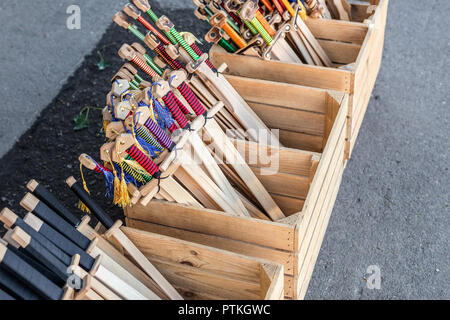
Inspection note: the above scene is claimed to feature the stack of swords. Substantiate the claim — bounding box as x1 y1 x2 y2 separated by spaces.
79 0 288 222
0 179 183 300
192 0 338 66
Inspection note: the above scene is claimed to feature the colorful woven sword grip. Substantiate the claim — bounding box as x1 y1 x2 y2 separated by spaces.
156 44 184 70
132 56 158 78
146 9 178 44
143 118 176 151
222 22 247 49
170 27 200 61
162 92 190 129
177 82 207 116
137 16 170 45
190 43 215 70
126 145 161 178
255 11 276 37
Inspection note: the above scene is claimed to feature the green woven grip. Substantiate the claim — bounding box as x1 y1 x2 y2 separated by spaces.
129 81 140 90
251 17 273 45
134 74 144 83
124 155 153 182
170 27 200 61
243 19 258 35
219 38 236 53
144 54 163 76
128 25 146 41
146 9 177 45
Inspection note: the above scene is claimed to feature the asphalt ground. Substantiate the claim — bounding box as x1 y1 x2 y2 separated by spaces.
0 0 448 299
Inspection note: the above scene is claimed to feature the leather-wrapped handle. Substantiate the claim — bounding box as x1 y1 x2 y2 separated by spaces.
24 214 94 271
27 180 80 227
14 215 72 267
21 193 91 250
4 242 63 287
0 268 40 300
11 227 79 284
0 243 64 300
66 177 115 229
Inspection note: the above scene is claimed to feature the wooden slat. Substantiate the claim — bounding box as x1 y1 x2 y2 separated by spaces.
225 75 327 114
279 130 324 153
248 102 325 137
233 139 319 177
126 218 296 276
122 227 262 282
210 45 353 93
151 258 261 300
318 39 361 65
251 168 310 199
125 201 296 251
305 18 368 44
297 124 346 278
297 165 345 299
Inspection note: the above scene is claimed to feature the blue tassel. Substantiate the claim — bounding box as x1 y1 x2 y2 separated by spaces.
134 133 160 158
153 97 175 130
113 164 142 188
147 84 176 130
103 170 115 199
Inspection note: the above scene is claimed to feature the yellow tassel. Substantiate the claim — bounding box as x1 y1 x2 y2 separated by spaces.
113 174 121 206
119 171 131 208
78 164 91 213
102 120 111 135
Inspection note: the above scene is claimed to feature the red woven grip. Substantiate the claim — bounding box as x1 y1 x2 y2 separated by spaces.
173 93 191 115
273 0 286 13
177 81 207 116
137 16 170 45
162 92 189 129
132 56 157 78
126 145 161 177
220 3 243 26
168 123 178 133
190 44 215 70
157 44 184 70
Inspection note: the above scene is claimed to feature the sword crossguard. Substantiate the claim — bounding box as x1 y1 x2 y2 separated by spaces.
156 15 174 32
122 3 141 20
113 12 131 29
132 0 151 13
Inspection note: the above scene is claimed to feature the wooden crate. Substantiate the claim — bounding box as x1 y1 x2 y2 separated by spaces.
209 0 389 159
119 226 284 300
125 76 349 299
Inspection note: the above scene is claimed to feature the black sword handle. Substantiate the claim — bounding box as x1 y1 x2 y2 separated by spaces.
27 179 80 227
0 267 40 300
4 242 64 288
1 208 94 271
10 227 79 284
23 213 95 271
0 287 15 300
16 217 72 266
66 177 115 229
20 193 91 250
2 209 72 266
0 243 64 300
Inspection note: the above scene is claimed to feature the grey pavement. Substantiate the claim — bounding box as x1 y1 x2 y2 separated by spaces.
306 0 449 299
0 0 448 299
